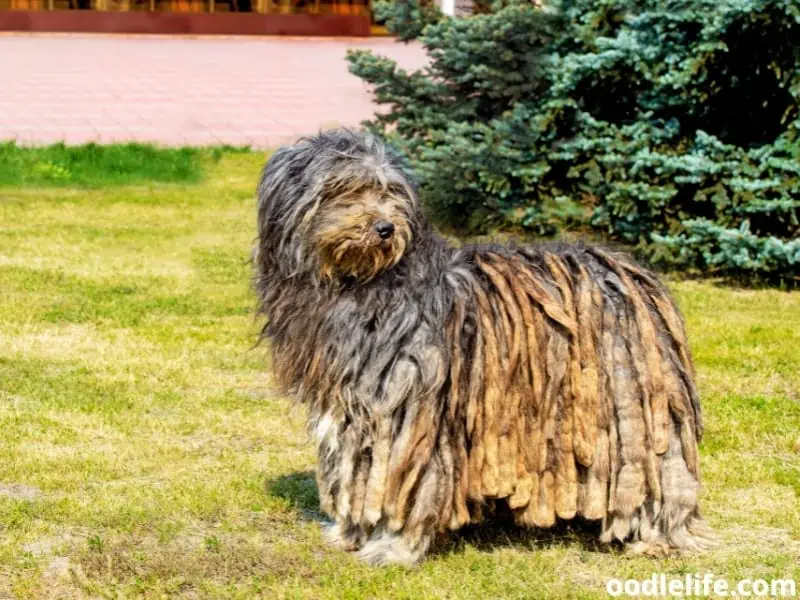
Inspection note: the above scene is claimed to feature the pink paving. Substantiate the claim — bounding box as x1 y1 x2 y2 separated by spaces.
0 34 428 147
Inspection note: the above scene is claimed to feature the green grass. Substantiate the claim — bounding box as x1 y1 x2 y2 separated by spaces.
0 149 798 598
0 142 243 188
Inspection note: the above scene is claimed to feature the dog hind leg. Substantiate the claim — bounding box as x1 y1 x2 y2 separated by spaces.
623 427 716 556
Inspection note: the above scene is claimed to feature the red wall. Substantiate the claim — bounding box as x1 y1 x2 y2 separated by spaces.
0 10 371 36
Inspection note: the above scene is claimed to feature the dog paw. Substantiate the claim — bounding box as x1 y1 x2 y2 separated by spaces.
324 522 363 552
356 532 430 567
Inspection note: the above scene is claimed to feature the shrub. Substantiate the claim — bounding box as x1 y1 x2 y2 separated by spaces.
348 0 800 282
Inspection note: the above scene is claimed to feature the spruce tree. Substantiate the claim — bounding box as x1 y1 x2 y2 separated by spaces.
348 0 800 282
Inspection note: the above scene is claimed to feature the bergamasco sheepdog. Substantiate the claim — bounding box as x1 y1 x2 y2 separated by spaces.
253 129 712 566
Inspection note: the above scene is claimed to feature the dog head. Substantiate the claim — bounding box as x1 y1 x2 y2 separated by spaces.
257 129 421 284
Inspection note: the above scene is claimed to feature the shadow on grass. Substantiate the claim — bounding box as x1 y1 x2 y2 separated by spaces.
433 513 617 559
266 471 326 522
267 470 620 556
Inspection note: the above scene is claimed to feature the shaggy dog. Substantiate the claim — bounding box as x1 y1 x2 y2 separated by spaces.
254 129 712 566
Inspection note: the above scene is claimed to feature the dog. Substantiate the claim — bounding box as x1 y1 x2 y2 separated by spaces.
253 129 712 566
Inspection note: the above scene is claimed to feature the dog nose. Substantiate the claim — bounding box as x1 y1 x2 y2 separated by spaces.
374 220 395 240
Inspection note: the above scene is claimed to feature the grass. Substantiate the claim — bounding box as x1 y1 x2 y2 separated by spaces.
0 148 798 598
0 142 243 188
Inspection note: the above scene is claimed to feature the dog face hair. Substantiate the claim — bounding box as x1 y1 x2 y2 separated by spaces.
310 177 414 283
254 129 712 567
256 129 421 284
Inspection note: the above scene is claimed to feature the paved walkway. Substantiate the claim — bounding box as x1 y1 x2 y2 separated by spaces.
0 34 427 147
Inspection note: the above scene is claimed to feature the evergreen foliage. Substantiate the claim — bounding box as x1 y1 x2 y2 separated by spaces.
348 0 800 281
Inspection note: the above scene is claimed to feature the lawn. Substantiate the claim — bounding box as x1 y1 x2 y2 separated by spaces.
0 145 798 598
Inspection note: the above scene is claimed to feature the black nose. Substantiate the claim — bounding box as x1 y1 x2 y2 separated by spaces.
374 220 395 240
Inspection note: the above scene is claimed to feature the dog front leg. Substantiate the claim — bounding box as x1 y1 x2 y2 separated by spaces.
357 524 433 567
324 519 367 552
314 409 371 553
